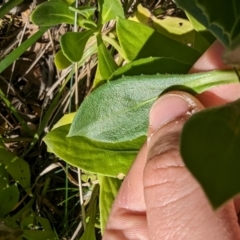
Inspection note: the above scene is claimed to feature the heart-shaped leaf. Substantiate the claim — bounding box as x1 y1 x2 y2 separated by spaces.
68 71 239 143
117 18 201 63
181 98 240 208
60 30 95 62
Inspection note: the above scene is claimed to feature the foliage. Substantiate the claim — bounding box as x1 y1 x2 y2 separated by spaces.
1 0 240 239
174 0 240 65
181 99 240 208
34 0 240 232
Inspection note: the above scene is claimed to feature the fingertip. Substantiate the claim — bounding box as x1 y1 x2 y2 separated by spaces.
148 91 204 137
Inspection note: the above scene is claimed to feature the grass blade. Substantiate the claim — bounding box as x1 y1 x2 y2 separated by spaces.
0 27 49 73
0 0 23 18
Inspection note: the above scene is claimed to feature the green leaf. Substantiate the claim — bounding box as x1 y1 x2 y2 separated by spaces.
60 30 95 62
0 142 31 194
52 113 76 130
0 185 19 217
44 124 144 177
117 18 200 63
101 34 127 60
99 176 121 233
181 98 240 209
152 16 210 53
0 27 49 73
30 0 82 27
97 34 118 80
68 71 239 143
98 0 124 25
185 12 215 44
128 3 152 26
92 64 103 89
175 0 240 64
174 0 229 46
109 57 191 80
0 0 23 19
54 50 72 70
128 4 211 54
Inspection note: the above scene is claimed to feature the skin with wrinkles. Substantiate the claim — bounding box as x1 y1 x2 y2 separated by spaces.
103 41 240 239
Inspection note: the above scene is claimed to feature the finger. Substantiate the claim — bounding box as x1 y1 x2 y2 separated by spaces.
144 91 240 239
189 40 231 73
104 40 238 239
103 143 149 239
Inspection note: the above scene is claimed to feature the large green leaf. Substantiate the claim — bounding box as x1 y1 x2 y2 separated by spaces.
0 142 31 194
97 34 118 80
0 185 19 218
181 98 240 209
98 0 124 25
175 0 240 65
60 30 95 62
30 0 81 27
116 18 200 63
99 176 121 233
44 124 144 177
68 71 239 143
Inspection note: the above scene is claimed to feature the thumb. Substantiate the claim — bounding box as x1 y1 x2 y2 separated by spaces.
143 91 240 239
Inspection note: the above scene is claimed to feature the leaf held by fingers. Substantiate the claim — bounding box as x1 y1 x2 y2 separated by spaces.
68 70 239 143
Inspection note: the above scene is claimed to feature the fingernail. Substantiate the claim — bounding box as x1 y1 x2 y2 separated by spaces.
149 91 201 134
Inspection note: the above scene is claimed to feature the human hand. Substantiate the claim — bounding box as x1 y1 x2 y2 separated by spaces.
103 41 240 240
